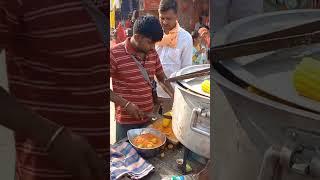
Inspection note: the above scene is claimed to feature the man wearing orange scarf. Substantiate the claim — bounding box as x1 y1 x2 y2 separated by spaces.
155 0 193 113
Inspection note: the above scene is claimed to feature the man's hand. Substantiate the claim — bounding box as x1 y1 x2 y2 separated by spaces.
48 130 105 180
125 102 144 120
110 90 144 120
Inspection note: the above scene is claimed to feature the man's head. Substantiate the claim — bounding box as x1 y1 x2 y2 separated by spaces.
158 0 178 33
132 16 163 53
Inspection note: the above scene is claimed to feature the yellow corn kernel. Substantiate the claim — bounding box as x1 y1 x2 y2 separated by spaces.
201 80 210 94
293 57 320 102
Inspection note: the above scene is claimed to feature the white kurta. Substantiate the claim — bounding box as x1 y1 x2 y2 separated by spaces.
155 26 193 98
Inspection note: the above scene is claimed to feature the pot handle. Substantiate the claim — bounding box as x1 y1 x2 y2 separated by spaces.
190 107 210 137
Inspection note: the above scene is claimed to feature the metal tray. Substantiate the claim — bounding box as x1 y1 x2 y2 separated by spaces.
175 64 210 98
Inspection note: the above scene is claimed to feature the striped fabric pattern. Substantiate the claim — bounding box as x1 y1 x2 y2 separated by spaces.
0 0 108 180
313 0 320 8
110 38 164 124
110 142 154 180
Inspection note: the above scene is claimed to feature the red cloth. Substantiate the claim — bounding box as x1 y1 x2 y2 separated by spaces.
125 20 132 29
110 38 164 124
116 23 127 44
110 39 117 48
0 0 108 179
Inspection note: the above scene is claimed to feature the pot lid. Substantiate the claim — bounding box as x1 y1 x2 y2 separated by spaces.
214 9 320 113
175 64 210 97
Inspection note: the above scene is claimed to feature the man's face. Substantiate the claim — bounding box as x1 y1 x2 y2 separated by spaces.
135 34 155 53
159 9 178 33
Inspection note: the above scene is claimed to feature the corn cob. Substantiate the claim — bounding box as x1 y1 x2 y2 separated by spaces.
201 80 210 94
293 57 320 102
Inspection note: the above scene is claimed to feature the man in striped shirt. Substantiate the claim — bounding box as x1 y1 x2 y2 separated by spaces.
110 16 174 141
0 0 107 180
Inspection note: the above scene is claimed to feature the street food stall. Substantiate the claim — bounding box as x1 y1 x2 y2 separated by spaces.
110 64 210 179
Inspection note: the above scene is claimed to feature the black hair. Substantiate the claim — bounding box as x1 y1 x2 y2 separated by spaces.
191 31 199 40
159 0 178 14
133 16 163 42
199 16 203 22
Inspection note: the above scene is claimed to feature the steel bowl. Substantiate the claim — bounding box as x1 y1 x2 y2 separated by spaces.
127 128 166 158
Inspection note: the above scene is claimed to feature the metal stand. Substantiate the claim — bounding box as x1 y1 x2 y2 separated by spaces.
182 146 191 174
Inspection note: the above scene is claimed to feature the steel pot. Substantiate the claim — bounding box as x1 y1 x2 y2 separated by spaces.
212 9 320 180
171 64 210 159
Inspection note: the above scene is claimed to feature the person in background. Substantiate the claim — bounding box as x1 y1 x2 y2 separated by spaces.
111 29 117 48
0 1 107 180
156 0 193 114
204 15 210 28
194 16 204 31
116 22 127 44
131 10 140 25
199 27 210 49
110 16 174 141
125 13 133 29
191 31 207 65
198 27 210 65
125 28 133 38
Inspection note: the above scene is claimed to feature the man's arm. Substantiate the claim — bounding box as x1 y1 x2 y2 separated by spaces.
109 88 144 120
110 89 127 108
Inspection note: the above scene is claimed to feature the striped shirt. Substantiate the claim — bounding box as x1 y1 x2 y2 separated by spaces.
0 1 107 180
110 38 164 124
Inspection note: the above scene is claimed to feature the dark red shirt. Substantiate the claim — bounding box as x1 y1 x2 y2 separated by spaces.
110 38 164 124
125 19 132 29
0 1 107 180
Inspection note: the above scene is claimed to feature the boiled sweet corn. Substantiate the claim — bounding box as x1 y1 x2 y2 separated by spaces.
201 80 210 94
293 57 320 102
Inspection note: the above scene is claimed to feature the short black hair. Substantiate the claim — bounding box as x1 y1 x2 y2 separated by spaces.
133 16 163 42
191 31 199 40
159 0 178 14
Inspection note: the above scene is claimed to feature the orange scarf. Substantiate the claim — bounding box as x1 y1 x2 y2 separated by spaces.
156 22 179 48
